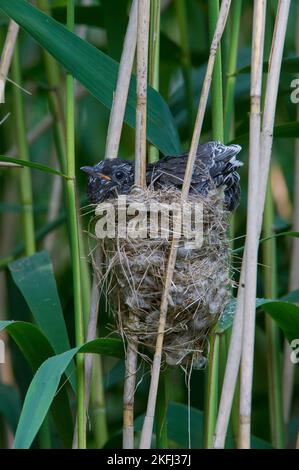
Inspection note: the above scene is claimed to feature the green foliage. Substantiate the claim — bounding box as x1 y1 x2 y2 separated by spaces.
0 156 66 176
0 320 74 447
0 0 180 156
13 338 124 448
0 0 298 451
0 384 21 433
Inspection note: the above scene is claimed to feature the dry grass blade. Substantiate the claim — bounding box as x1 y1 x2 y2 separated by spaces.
0 20 19 103
139 0 232 449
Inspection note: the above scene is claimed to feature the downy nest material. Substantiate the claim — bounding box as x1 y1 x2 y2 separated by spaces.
93 185 232 369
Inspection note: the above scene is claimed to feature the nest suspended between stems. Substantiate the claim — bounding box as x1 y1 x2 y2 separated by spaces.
93 185 232 369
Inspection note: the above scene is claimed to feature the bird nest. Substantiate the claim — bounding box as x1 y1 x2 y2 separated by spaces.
92 185 232 369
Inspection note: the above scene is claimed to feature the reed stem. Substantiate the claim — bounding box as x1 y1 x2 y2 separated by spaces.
239 0 291 448
262 9 285 447
213 0 267 449
262 187 285 448
208 0 224 142
0 20 19 104
12 41 35 256
203 0 224 449
156 371 168 449
223 0 242 143
12 39 52 448
139 0 232 449
148 0 160 163
105 0 138 160
282 0 299 429
66 0 86 449
204 334 220 448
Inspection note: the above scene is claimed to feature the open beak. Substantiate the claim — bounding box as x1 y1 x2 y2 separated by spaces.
80 166 111 181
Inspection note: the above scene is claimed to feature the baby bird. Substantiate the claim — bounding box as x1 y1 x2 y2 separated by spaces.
81 141 242 211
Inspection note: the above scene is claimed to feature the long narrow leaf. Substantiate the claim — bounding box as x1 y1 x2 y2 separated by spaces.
9 251 72 356
13 338 124 448
0 156 66 176
0 0 181 156
217 297 299 341
0 320 74 447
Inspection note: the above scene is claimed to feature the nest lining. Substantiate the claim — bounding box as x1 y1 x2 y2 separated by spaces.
93 185 232 369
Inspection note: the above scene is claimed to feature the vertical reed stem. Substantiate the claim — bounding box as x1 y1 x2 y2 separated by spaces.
223 0 242 143
262 10 285 446
105 0 138 160
263 185 285 447
12 42 35 257
204 0 224 449
66 0 86 449
124 0 150 449
156 371 168 448
139 0 232 449
204 334 220 448
239 0 291 448
238 0 267 448
148 0 160 163
208 0 224 142
135 0 150 188
0 20 19 104
12 39 52 448
282 0 299 428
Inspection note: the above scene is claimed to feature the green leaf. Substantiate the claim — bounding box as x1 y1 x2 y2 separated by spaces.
0 383 21 433
102 0 129 61
0 320 74 447
216 296 299 342
216 298 268 333
9 251 75 391
0 0 181 156
262 301 299 343
0 156 66 177
13 337 124 449
0 320 55 369
9 251 71 357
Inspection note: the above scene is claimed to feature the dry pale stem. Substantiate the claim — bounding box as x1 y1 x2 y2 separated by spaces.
139 0 232 449
214 0 267 448
123 0 150 449
0 20 19 103
105 0 138 160
123 342 138 449
134 0 150 188
239 0 290 448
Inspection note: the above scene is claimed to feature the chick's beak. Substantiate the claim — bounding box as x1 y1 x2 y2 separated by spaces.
98 173 112 181
80 166 95 176
80 166 111 181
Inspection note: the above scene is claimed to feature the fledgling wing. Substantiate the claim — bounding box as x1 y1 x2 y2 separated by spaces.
147 141 242 211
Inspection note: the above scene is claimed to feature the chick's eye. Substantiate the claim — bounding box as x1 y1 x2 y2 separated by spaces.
115 170 125 180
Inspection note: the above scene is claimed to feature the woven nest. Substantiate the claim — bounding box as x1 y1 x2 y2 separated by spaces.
93 185 232 369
